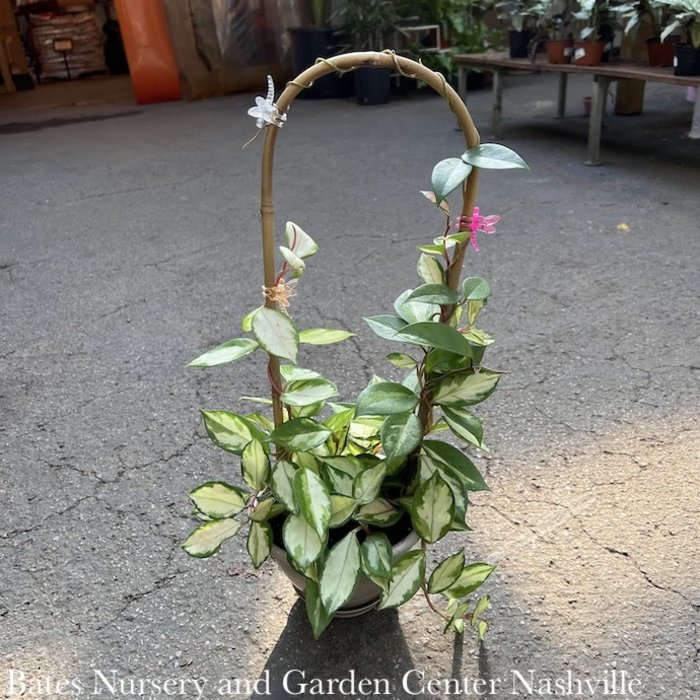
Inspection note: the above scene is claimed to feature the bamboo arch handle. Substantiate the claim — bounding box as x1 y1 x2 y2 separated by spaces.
258 51 482 426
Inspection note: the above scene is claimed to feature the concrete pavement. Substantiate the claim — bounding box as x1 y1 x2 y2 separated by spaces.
1 72 698 699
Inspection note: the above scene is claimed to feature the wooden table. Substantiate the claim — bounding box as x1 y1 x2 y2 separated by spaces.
454 52 700 165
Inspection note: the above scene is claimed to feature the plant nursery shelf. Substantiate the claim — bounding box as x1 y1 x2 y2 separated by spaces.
454 51 700 165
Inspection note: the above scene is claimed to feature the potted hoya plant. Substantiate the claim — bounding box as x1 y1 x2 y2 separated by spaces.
181 52 529 639
657 0 700 73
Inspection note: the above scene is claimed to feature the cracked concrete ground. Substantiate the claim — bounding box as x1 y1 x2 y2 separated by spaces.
1 72 698 699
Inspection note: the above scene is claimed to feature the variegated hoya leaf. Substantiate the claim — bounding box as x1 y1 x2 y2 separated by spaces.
411 471 455 543
378 549 426 609
319 531 361 615
189 481 248 519
247 520 272 568
182 518 242 558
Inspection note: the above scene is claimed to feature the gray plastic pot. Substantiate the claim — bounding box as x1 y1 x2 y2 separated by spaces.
270 529 421 617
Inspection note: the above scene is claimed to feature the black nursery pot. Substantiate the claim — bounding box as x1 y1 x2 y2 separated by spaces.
354 66 391 105
508 30 533 59
673 43 700 76
289 27 343 98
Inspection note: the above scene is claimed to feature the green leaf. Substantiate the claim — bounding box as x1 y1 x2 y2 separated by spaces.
445 563 496 598
240 308 257 332
462 327 494 347
462 143 529 170
406 284 461 305
462 277 490 301
286 221 318 258
473 594 491 621
380 413 423 463
270 459 297 512
419 456 468 528
251 307 299 363
417 241 448 255
241 438 270 490
424 348 471 375
432 369 502 407
444 599 470 634
267 418 331 451
201 410 263 455
360 533 393 582
249 497 280 522
324 407 354 432
293 468 332 538
319 531 361 615
363 314 408 341
378 549 426 609
189 481 249 519
355 382 419 417
411 471 455 543
428 550 465 594
394 289 439 325
386 352 417 369
305 578 332 639
283 513 324 570
442 407 484 449
467 299 486 326
320 456 363 496
280 365 323 382
328 494 357 527
420 189 450 214
279 246 305 276
299 328 355 345
281 377 338 407
187 338 259 368
401 322 473 357
417 253 445 285
431 157 473 203
353 462 387 505
355 498 402 527
422 439 488 491
290 402 324 418
247 520 272 568
182 518 242 558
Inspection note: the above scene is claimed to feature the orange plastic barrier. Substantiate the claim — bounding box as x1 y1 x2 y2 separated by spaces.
113 0 181 104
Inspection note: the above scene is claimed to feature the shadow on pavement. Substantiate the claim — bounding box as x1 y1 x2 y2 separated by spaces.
250 600 414 699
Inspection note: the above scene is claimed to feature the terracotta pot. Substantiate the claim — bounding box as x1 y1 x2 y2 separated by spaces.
547 39 573 64
573 40 605 66
673 43 700 76
270 530 421 618
647 38 676 67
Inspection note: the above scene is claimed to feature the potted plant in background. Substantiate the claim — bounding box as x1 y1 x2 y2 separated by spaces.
181 53 529 638
288 0 343 98
496 0 539 57
657 0 700 73
531 0 575 63
336 0 402 104
571 0 619 64
618 0 678 65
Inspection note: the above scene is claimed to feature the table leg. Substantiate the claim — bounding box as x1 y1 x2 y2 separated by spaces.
690 87 700 139
492 69 503 136
556 73 567 118
458 65 467 103
585 76 610 166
